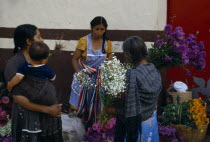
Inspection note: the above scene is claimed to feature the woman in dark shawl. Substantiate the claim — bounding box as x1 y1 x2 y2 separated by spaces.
4 24 63 142
105 36 161 142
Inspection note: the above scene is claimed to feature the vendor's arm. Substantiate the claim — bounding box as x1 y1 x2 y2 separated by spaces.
13 95 62 117
72 38 86 73
72 49 83 73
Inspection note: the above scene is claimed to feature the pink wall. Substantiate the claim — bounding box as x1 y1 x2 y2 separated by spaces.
167 0 210 97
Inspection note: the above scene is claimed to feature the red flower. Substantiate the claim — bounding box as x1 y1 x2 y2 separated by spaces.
0 110 7 120
0 118 9 127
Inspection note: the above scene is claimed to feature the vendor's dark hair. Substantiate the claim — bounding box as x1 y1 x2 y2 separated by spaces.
13 24 37 54
123 36 148 66
29 42 50 61
90 16 108 54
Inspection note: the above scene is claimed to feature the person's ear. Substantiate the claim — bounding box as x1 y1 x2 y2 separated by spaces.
26 39 33 46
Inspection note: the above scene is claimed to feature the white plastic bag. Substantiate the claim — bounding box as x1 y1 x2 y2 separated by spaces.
173 81 188 92
61 113 85 142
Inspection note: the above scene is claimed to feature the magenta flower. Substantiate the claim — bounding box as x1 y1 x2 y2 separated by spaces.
109 118 116 125
0 110 7 119
1 96 10 104
92 123 99 131
88 127 93 133
0 106 2 112
105 122 114 130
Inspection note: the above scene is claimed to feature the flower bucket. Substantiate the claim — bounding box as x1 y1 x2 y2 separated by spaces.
170 119 209 142
169 91 192 104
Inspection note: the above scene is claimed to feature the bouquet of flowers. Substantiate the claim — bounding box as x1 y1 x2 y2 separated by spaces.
82 118 116 142
0 82 12 141
100 55 129 107
149 24 206 71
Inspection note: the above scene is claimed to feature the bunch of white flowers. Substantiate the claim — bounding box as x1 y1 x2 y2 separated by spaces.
101 55 129 98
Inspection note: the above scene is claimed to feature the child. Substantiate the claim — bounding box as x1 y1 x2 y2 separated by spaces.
7 42 56 91
105 36 161 142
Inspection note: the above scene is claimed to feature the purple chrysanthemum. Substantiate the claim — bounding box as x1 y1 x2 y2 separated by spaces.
173 41 180 47
164 57 172 62
175 26 183 33
164 24 173 34
187 49 198 59
191 45 199 53
188 40 197 47
188 33 196 40
198 51 206 58
155 40 164 46
198 41 204 50
182 56 189 65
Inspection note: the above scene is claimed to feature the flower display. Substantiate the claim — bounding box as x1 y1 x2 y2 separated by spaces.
82 118 116 142
163 98 208 130
148 24 206 71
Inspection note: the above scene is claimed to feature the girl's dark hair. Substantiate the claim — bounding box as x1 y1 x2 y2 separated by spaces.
29 42 50 61
13 24 37 54
123 36 148 66
90 16 108 54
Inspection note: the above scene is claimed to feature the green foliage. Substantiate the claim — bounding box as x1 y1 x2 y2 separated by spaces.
163 101 196 128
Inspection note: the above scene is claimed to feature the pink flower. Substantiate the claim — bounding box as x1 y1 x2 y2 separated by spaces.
105 122 114 130
96 128 101 134
0 106 2 112
1 96 10 104
109 118 116 125
92 123 99 131
88 127 93 133
0 110 7 120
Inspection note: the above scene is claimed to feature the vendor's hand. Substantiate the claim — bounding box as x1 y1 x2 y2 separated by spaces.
77 72 87 83
103 107 116 115
47 104 62 117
